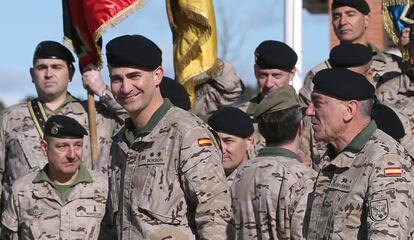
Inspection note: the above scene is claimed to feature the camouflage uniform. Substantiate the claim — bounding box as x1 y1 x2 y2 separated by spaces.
1 165 108 240
108 99 234 239
194 58 245 116
305 121 414 239
0 93 123 212
231 146 316 239
238 95 266 159
299 44 404 163
376 73 414 128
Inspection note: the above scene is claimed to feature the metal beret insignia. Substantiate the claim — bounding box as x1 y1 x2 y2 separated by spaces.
51 122 63 135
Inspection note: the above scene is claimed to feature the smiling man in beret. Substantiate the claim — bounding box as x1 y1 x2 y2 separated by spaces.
104 34 234 239
1 115 108 239
304 68 414 239
232 85 315 239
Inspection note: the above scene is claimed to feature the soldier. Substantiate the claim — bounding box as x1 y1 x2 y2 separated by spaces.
302 43 414 165
299 0 402 104
231 85 316 239
208 107 254 185
0 41 123 213
304 68 414 239
238 40 298 158
1 115 108 239
104 35 234 239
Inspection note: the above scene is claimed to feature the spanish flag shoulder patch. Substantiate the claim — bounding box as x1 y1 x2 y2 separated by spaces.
198 138 212 147
384 167 401 177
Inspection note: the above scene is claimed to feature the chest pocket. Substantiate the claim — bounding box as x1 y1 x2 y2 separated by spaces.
323 171 371 238
20 206 60 240
133 149 185 225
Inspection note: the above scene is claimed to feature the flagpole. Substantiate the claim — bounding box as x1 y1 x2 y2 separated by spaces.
87 91 98 166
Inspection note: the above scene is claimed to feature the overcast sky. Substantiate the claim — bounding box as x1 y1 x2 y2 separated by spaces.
0 0 329 107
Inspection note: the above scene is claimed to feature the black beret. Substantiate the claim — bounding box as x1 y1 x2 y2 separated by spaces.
332 0 370 15
255 40 297 70
372 104 405 140
208 107 254 138
106 35 162 70
329 43 373 67
44 115 87 139
313 68 375 100
160 76 191 110
33 41 75 66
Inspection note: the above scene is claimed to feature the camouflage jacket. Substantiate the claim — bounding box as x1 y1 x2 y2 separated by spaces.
0 93 123 212
237 95 266 159
1 165 108 240
194 58 245 116
231 146 316 240
376 72 414 128
108 99 234 240
305 122 414 239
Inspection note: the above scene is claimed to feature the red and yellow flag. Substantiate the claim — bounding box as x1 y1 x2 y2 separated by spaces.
166 0 218 108
62 0 146 68
384 167 402 177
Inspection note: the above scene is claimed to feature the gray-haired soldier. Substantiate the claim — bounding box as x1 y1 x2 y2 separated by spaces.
1 115 108 239
232 85 316 239
304 68 414 239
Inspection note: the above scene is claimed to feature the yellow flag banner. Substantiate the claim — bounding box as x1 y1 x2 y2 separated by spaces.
166 0 218 107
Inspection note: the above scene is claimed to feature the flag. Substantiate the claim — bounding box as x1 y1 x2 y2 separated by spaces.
382 0 414 62
62 0 146 69
166 0 218 107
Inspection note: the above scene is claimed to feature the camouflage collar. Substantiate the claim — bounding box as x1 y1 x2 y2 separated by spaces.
246 95 262 116
257 146 301 162
368 43 386 63
33 164 92 186
328 121 377 158
41 92 79 114
125 98 173 145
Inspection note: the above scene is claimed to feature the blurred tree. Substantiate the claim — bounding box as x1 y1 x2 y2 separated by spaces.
0 99 4 112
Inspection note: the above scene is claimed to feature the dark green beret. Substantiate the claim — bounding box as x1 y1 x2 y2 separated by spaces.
332 0 370 15
208 107 254 138
44 115 87 139
160 76 191 110
255 40 297 70
372 104 405 140
313 68 375 100
254 85 300 118
329 43 373 67
106 35 162 70
33 41 75 67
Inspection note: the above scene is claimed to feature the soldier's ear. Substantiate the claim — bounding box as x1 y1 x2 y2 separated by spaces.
343 100 358 122
68 67 75 82
245 134 254 150
30 67 34 83
40 139 48 157
364 13 371 29
153 67 164 87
